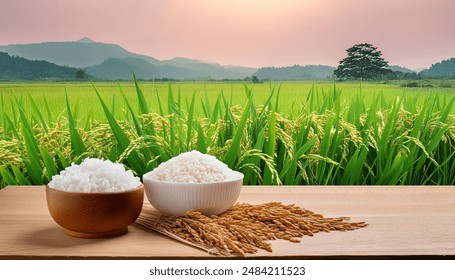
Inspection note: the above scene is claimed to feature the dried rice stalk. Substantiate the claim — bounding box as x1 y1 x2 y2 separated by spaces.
136 202 367 257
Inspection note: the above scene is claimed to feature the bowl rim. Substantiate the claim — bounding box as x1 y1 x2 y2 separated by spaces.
46 183 144 194
142 170 244 186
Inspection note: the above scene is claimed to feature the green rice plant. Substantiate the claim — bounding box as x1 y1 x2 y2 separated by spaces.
0 166 16 186
134 73 150 115
28 94 48 132
95 87 146 176
1 80 454 188
39 146 58 181
18 106 44 185
223 94 253 168
66 92 86 159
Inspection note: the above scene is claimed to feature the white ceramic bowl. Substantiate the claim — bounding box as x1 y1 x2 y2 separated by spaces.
143 171 243 215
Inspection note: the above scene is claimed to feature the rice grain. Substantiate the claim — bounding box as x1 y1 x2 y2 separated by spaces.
136 202 368 257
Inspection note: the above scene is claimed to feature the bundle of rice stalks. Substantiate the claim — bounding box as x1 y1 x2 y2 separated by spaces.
136 202 367 257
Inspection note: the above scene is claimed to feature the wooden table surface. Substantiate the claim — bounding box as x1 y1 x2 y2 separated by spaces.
0 186 454 259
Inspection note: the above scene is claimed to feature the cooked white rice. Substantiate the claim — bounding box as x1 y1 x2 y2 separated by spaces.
48 158 141 193
143 150 241 183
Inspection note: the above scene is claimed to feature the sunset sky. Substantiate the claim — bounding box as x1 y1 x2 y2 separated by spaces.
1 0 454 69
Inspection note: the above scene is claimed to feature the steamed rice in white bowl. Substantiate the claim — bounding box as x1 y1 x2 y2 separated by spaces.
48 158 141 192
143 151 243 215
146 150 241 183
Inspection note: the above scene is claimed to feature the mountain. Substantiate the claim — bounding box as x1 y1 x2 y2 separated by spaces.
0 38 256 80
6 38 441 81
85 57 208 80
420 58 455 77
0 52 85 81
0 38 161 68
388 65 415 73
413 67 427 73
84 57 257 80
255 65 336 80
85 57 159 80
162 57 257 79
78 37 95 43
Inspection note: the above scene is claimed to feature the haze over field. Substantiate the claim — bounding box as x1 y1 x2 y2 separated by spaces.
1 0 454 70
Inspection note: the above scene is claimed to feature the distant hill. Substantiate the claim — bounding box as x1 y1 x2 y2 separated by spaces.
85 57 158 80
5 38 450 81
0 52 85 81
388 65 414 73
420 58 455 77
162 57 257 79
0 38 256 80
255 65 336 80
85 57 204 80
0 38 161 68
413 67 427 73
84 56 256 80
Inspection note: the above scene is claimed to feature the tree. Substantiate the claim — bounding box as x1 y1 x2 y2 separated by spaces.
251 75 259 83
334 43 391 80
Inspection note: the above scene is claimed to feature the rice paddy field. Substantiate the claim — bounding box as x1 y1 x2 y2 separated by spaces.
1 80 455 187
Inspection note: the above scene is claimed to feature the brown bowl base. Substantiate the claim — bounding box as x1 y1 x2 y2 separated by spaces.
65 227 128 239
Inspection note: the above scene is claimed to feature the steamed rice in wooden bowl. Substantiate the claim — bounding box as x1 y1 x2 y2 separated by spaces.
46 158 144 238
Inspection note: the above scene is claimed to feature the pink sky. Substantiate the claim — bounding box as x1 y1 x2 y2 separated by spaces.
0 0 454 69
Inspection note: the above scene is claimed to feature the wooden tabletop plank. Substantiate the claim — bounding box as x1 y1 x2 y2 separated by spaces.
1 186 454 259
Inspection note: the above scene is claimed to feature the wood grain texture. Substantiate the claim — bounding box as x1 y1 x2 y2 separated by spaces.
0 186 454 259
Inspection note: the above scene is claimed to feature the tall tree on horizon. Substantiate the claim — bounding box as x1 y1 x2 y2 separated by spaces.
334 43 390 80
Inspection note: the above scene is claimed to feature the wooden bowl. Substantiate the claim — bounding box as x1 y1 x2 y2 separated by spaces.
46 184 144 238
